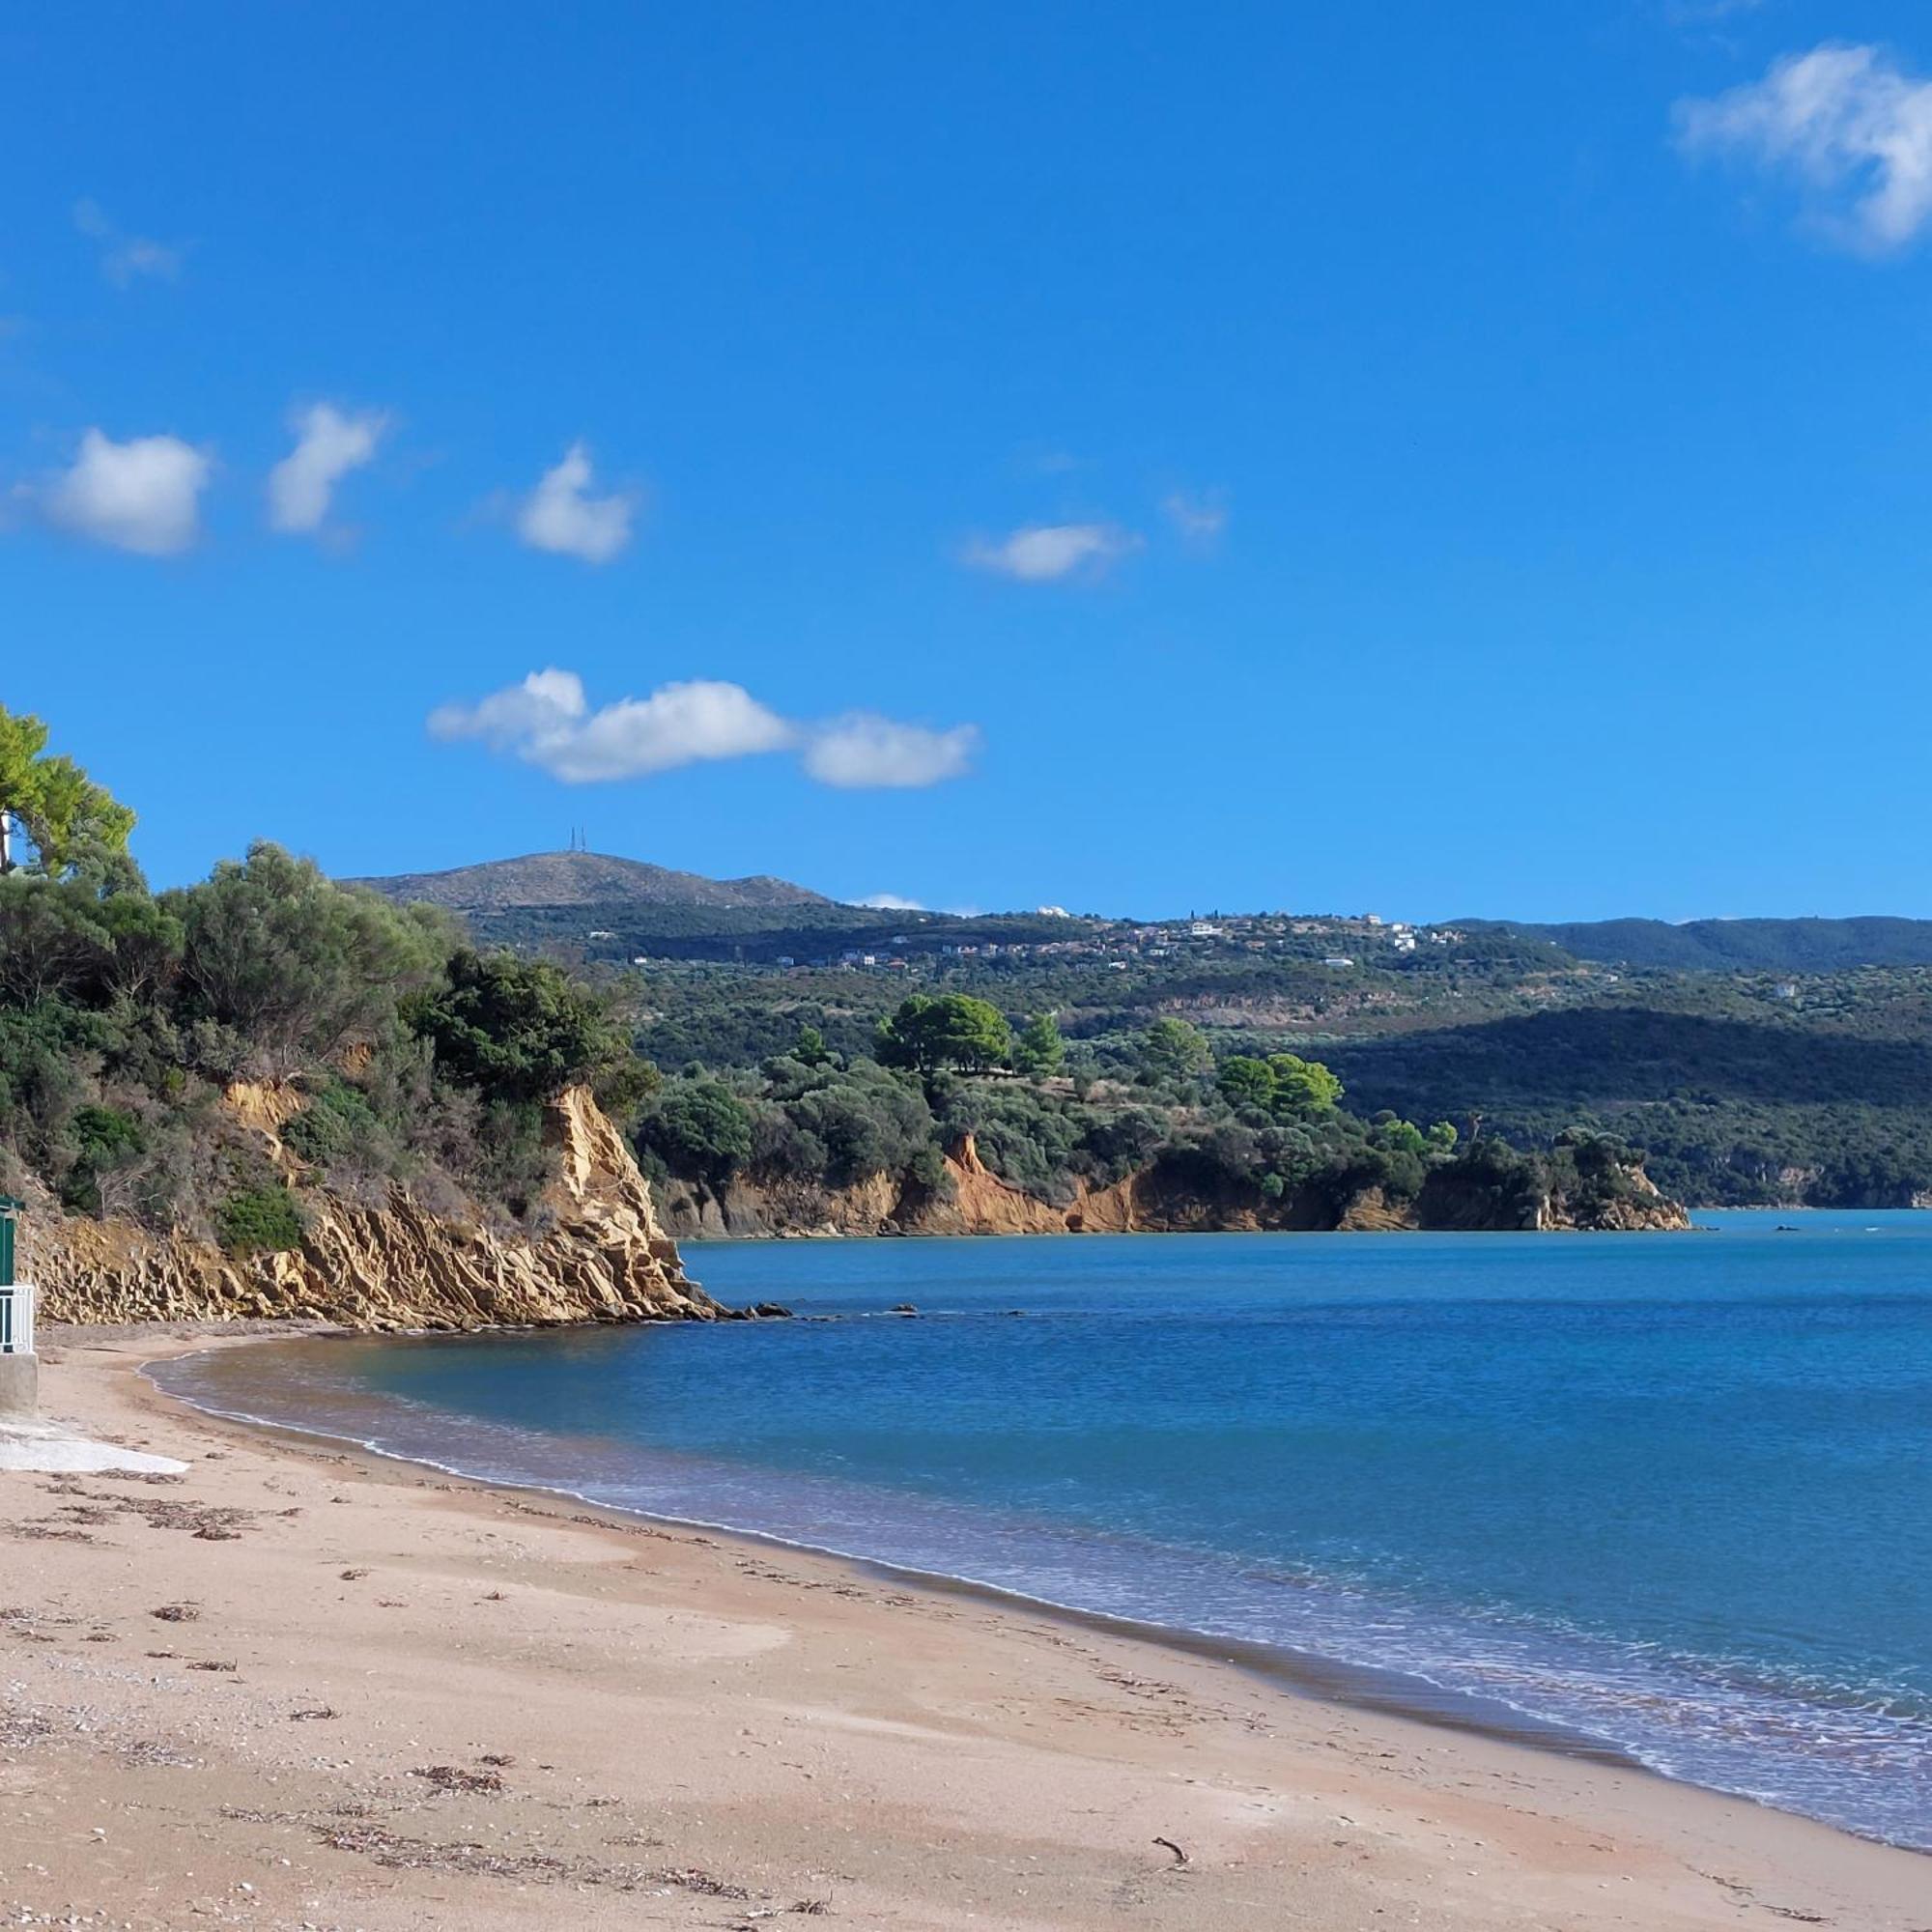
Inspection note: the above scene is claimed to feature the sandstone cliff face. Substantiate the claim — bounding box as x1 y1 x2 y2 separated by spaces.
657 1135 1155 1239
654 1134 1690 1240
33 1085 725 1331
1539 1181 1691 1232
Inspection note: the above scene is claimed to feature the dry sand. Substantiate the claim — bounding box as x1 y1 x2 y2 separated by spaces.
2 1325 1926 1931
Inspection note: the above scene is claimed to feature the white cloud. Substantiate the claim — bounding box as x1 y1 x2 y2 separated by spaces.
515 442 637 562
962 522 1138 582
73 199 183 286
431 671 793 781
858 893 925 911
427 667 590 752
42 428 210 554
1162 490 1229 544
430 669 980 791
1676 43 1932 252
267 403 387 534
802 716 981 789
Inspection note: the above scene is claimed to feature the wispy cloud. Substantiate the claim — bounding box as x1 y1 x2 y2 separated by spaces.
268 402 387 535
962 522 1139 582
72 199 184 286
858 893 925 911
802 715 980 789
1161 489 1229 545
1676 43 1932 253
515 442 637 562
39 428 210 554
429 669 981 791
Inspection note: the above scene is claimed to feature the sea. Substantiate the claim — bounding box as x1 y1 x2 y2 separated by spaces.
153 1211 1932 1851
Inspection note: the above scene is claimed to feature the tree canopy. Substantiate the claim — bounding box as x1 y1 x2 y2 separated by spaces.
412 946 650 1110
0 704 136 879
875 993 1013 1076
1013 1011 1065 1078
173 844 447 1072
1215 1051 1344 1118
636 1077 756 1186
1137 1016 1211 1083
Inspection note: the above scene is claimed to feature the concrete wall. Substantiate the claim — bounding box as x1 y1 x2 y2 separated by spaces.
0 1350 38 1416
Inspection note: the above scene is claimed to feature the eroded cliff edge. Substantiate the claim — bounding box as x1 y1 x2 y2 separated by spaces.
33 1085 727 1330
655 1132 1692 1239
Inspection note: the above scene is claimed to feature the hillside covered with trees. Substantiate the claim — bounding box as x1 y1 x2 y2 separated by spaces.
630 994 1683 1236
0 704 1684 1248
30 691 1895 1232
0 707 659 1263
611 940 1932 1209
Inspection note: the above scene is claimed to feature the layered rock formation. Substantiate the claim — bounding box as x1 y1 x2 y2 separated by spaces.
33 1085 728 1330
655 1133 1691 1239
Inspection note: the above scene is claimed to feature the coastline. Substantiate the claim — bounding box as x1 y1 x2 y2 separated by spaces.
145 1333 1647 1776
6 1325 1926 1930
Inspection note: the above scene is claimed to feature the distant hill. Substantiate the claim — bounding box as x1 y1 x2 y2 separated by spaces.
353 850 836 915
1459 916 1932 975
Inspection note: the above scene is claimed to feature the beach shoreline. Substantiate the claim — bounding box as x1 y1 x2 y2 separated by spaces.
145 1328 1656 1780
5 1322 1926 1931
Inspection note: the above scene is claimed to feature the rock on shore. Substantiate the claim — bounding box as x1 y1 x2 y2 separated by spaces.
33 1084 724 1330
656 1132 1692 1239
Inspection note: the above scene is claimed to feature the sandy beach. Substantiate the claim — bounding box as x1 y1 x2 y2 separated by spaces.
3 1326 1925 1931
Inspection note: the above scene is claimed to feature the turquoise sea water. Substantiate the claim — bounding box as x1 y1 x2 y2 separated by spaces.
157 1213 1932 1849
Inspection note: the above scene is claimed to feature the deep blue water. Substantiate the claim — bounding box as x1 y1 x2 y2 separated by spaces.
157 1213 1932 1849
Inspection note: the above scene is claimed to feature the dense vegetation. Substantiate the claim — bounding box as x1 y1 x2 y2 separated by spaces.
1463 916 1932 975
17 697 1927 1232
626 995 1643 1226
1328 994 1932 1207
0 708 653 1253
421 897 1095 966
611 946 1932 1208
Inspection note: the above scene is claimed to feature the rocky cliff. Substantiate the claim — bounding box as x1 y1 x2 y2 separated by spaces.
32 1085 731 1330
654 1134 1690 1239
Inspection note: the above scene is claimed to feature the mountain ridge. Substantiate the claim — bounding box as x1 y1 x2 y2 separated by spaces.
353 849 836 913
1458 915 1932 974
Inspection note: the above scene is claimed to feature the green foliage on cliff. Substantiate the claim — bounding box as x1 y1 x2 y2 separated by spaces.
214 1183 304 1257
635 1077 756 1186
628 1009 1557 1224
0 725 661 1243
176 844 449 1073
412 948 648 1110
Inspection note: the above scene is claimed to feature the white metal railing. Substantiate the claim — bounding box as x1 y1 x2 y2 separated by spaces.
0 1282 34 1356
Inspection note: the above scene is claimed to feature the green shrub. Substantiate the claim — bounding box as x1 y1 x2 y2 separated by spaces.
783 1065 933 1186
636 1077 756 1186
412 948 642 1105
282 1080 383 1167
214 1184 304 1256
59 1102 146 1210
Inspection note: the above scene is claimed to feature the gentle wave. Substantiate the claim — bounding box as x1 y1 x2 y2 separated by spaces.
152 1341 1932 1854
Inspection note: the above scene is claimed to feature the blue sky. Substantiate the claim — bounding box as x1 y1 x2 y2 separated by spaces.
7 2 1932 921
